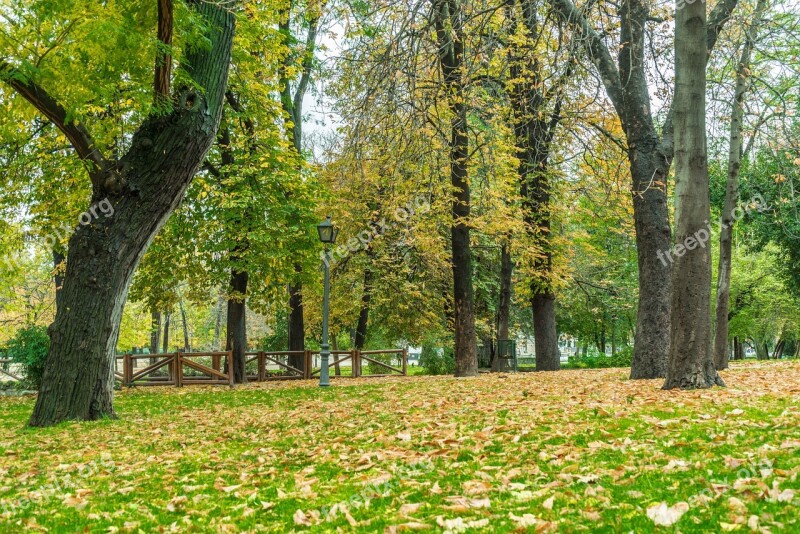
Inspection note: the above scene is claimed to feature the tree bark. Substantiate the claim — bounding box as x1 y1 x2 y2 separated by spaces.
533 293 560 371
713 0 766 371
664 0 722 389
434 0 478 377
288 281 305 370
226 269 248 383
26 1 235 426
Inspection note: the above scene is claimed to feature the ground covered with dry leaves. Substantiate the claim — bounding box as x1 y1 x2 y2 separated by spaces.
1 361 799 532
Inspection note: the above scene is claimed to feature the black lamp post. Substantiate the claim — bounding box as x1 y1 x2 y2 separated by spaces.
317 216 338 387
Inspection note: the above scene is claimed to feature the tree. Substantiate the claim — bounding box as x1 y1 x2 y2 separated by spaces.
432 0 478 376
279 0 327 370
2 0 236 426
663 0 722 389
547 0 739 378
713 0 768 370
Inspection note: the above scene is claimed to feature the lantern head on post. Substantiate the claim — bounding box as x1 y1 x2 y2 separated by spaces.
317 216 339 244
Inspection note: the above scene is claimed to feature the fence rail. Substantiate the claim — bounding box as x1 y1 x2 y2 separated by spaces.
115 348 408 387
0 359 23 381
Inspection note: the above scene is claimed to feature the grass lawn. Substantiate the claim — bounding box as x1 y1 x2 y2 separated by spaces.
1 361 799 532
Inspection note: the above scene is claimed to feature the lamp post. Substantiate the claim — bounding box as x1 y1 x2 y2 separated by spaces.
317 216 338 387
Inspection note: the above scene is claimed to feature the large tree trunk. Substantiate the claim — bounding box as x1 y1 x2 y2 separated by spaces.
434 0 477 377
618 0 672 379
226 269 248 383
287 282 305 370
533 292 559 371
664 0 722 389
28 2 235 426
714 0 766 371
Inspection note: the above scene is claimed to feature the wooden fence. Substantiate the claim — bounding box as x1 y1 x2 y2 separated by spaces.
116 352 235 387
115 348 407 387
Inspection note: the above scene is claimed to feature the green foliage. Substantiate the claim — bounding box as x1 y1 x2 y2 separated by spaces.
564 346 633 369
2 325 49 390
419 344 455 375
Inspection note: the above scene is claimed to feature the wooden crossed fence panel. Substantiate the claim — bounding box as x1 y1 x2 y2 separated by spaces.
116 352 234 387
309 349 408 379
244 351 307 381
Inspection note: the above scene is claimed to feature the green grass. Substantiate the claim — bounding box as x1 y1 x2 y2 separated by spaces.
1 361 799 532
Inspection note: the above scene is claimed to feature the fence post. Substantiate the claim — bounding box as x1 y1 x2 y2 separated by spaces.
175 352 183 387
227 351 235 388
352 350 360 378
258 351 265 382
212 353 221 373
123 354 132 387
304 350 312 379
402 348 408 376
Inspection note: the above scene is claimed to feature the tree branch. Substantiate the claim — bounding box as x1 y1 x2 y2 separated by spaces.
545 0 623 114
154 0 174 104
0 61 109 188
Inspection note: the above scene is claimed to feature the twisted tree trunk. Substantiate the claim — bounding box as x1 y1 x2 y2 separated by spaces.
21 1 235 426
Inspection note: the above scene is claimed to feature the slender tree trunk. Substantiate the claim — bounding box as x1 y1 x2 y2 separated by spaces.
163 312 171 354
714 0 766 371
288 281 305 370
664 0 722 389
226 269 248 383
354 268 372 350
279 11 320 374
507 0 565 373
213 295 224 349
332 335 341 376
434 0 477 377
27 2 234 426
492 241 513 372
149 311 161 354
178 300 191 352
149 311 161 364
